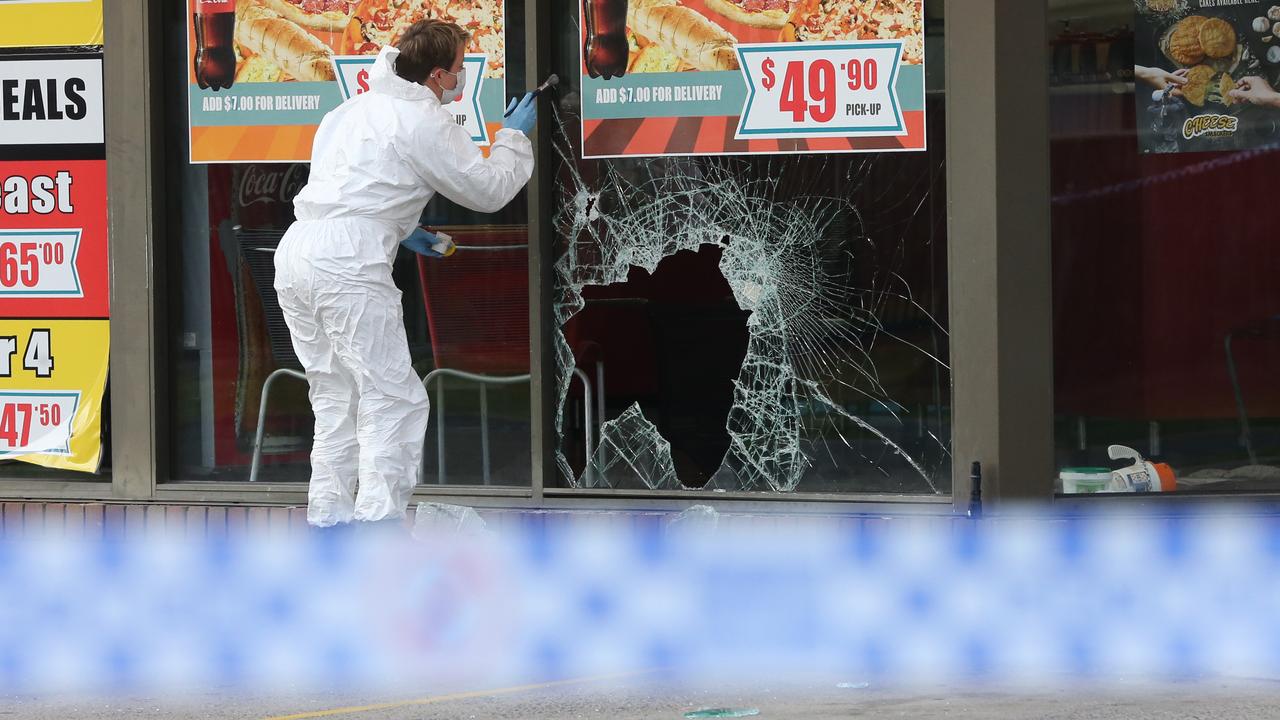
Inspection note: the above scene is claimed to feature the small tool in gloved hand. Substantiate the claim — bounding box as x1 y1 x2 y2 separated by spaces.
400 225 456 258
504 74 559 117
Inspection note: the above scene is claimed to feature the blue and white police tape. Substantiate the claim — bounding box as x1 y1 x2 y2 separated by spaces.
2 507 1280 694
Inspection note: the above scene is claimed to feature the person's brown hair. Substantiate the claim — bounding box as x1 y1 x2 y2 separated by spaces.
394 20 469 85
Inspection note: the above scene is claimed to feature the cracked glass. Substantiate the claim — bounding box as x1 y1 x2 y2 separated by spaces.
549 1 950 494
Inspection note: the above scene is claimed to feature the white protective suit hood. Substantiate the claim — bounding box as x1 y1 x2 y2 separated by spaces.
277 44 534 527
290 43 533 264
368 45 428 101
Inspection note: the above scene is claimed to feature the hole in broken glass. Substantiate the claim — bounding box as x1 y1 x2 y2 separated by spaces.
552 109 949 494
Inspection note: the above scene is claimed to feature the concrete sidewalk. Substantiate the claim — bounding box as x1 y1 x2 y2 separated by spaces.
5 677 1279 719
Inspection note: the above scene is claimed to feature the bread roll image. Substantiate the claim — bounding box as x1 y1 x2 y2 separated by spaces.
257 0 353 31
629 43 683 73
235 52 285 83
236 3 336 82
703 0 788 29
628 0 740 71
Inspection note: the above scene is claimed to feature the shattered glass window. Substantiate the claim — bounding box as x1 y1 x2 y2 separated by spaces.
549 2 951 494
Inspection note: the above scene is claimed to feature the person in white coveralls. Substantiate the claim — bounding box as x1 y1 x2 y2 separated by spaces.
274 20 537 527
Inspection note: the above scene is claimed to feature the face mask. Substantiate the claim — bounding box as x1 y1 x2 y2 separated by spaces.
437 66 466 104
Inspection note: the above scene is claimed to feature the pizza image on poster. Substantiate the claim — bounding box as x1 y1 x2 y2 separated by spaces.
187 0 507 163
1135 0 1280 153
580 0 926 157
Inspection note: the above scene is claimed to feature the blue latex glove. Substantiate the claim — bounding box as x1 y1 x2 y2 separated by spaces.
400 226 453 258
502 92 537 136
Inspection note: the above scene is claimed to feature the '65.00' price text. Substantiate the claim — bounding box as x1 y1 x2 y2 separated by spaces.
0 241 67 288
0 230 83 299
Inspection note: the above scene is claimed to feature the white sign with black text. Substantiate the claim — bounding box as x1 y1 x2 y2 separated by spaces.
0 57 104 146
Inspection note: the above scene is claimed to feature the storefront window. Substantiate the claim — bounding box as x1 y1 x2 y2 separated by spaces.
1052 0 1280 494
0 5 111 481
163 1 532 486
549 0 951 493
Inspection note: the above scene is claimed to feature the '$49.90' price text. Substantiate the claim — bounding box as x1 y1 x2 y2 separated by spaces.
759 56 879 123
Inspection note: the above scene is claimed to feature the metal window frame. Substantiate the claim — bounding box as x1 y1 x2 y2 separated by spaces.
0 0 1057 514
0 0 166 503
944 0 1054 509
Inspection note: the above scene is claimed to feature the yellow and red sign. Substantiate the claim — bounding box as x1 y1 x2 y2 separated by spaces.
0 320 108 470
0 0 104 49
0 12 108 472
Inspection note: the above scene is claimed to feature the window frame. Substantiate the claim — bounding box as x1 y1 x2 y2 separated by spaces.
0 0 1058 515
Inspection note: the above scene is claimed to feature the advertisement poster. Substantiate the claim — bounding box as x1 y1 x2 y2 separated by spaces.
0 46 109 472
579 0 925 158
1136 1 1280 153
186 0 507 163
0 0 104 49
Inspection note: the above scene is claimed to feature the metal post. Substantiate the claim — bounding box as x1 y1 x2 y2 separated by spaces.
573 368 594 487
437 377 447 485
526 0 555 500
105 0 164 498
947 0 1055 507
480 384 491 485
595 360 607 470
1226 333 1258 465
595 360 606 430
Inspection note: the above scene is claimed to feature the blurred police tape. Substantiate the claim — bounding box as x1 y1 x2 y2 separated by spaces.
3 505 1280 694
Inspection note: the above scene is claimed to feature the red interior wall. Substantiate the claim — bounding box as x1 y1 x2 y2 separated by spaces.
1052 94 1280 421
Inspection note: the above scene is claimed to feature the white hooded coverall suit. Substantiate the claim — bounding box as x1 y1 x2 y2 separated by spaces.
274 45 534 526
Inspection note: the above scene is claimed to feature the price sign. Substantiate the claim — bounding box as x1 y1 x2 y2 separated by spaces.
0 230 82 299
0 319 106 471
332 54 492 146
0 391 80 457
735 42 906 141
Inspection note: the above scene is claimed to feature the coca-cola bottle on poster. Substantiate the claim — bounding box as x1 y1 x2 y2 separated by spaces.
584 0 628 79
194 0 237 90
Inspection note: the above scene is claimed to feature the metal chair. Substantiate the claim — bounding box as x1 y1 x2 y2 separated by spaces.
416 230 592 485
1225 314 1280 466
238 232 308 483
422 366 593 486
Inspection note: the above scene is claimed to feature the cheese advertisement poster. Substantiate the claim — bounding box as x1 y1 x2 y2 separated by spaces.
186 0 507 163
1135 0 1280 154
578 0 926 158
